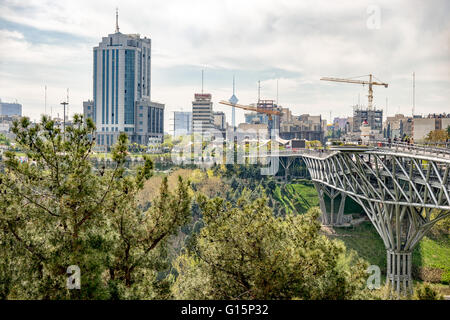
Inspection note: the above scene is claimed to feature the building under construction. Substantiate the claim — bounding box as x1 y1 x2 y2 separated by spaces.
352 106 383 133
256 100 281 132
320 74 387 135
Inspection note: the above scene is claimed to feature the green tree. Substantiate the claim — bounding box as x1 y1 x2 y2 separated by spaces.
173 195 368 300
413 283 443 300
0 115 191 299
0 133 10 146
425 129 449 143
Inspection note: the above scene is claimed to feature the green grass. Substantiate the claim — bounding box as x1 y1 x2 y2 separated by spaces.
413 236 450 284
329 221 450 285
272 182 320 214
331 222 387 272
272 181 362 216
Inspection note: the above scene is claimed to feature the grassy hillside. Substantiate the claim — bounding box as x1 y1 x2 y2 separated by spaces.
272 183 319 214
272 181 363 215
328 221 450 287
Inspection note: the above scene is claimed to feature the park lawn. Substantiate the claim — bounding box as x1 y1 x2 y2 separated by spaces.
330 221 450 285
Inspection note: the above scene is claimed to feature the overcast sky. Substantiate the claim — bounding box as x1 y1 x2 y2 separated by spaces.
0 0 449 133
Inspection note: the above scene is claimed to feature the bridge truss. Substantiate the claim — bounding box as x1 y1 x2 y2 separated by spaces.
301 147 450 295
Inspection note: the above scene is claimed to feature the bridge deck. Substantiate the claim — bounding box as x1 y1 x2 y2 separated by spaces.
247 142 450 163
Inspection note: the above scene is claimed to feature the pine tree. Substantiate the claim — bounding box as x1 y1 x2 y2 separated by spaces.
173 195 368 300
0 115 191 299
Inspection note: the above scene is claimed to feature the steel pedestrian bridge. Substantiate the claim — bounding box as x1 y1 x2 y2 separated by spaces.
252 141 450 296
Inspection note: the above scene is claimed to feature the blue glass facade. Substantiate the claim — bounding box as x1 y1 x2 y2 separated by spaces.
124 49 135 124
93 50 97 123
115 49 119 124
137 49 142 99
146 106 163 134
106 49 109 124
102 50 105 124
147 50 151 97
111 49 114 124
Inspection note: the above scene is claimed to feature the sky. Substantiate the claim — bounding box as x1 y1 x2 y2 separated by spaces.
0 0 449 134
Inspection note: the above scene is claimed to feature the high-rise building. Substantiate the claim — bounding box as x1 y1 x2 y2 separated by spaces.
192 93 213 134
0 100 22 116
92 10 163 147
173 111 192 137
83 100 95 122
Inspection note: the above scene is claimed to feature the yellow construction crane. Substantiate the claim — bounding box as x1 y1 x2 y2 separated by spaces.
320 74 388 110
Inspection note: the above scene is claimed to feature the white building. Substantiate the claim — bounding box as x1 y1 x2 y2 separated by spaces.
412 115 450 142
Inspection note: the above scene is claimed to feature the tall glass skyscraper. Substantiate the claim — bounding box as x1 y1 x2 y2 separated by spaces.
91 12 164 147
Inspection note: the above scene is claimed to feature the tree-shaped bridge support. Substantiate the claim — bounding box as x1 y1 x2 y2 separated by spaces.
302 149 450 296
314 182 347 226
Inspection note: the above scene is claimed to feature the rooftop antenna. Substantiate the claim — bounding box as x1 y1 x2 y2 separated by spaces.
115 7 120 33
232 76 235 130
60 100 68 141
412 72 415 116
66 88 69 121
229 75 238 131
201 69 204 94
233 75 235 95
276 79 279 105
257 80 261 102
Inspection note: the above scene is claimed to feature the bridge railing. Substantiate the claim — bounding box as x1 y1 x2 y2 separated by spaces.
274 149 335 158
368 140 450 159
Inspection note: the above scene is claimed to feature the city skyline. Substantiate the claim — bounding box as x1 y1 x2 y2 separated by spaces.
0 0 449 132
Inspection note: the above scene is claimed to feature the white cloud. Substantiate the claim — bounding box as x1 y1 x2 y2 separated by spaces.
0 0 448 129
